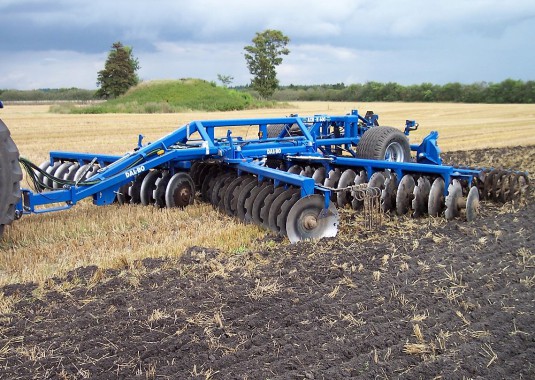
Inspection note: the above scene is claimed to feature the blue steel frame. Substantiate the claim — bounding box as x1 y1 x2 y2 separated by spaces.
16 110 482 216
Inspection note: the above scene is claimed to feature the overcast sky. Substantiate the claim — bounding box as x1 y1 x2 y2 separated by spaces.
1 0 534 90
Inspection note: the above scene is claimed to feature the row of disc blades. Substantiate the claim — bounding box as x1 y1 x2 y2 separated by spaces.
477 168 529 203
34 159 530 240
36 160 100 189
280 163 461 218
269 162 529 222
189 161 339 243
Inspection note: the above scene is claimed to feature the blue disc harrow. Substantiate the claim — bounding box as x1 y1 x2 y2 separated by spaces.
2 108 530 242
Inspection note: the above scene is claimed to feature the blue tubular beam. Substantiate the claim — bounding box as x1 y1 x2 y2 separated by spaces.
21 188 74 214
49 151 121 166
314 137 360 147
78 147 210 201
236 162 316 198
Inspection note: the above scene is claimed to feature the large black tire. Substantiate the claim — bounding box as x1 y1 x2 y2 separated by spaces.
267 124 285 138
266 124 302 138
355 126 411 162
0 119 22 237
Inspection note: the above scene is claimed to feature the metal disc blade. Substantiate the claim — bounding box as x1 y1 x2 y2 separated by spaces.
44 161 62 188
276 191 301 236
396 174 415 215
336 169 356 208
199 163 218 186
502 173 519 203
492 171 507 202
154 172 171 208
268 188 298 233
286 195 339 243
412 177 430 217
312 167 326 184
483 169 498 200
210 172 234 206
129 172 149 204
140 170 161 206
324 169 341 188
244 181 270 224
222 176 250 216
73 163 90 183
165 172 195 208
236 178 259 222
117 182 133 205
52 162 73 189
381 171 397 213
189 161 201 184
505 173 518 203
466 186 480 222
368 171 386 189
36 160 52 183
445 179 462 220
200 166 221 202
260 186 286 229
428 177 445 217
84 164 100 180
230 176 256 217
63 163 80 181
324 168 342 203
216 173 237 211
287 164 303 175
300 166 314 178
517 173 529 200
192 162 209 190
251 183 274 226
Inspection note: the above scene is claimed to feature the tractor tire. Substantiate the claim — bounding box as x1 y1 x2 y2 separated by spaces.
266 124 302 138
267 124 285 138
0 119 22 237
355 126 411 162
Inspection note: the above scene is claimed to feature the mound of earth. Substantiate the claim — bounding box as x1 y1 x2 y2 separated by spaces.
1 147 534 379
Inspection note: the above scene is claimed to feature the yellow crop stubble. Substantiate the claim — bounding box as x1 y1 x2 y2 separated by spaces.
1 102 534 286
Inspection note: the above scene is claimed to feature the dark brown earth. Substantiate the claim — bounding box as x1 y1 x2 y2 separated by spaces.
1 147 534 380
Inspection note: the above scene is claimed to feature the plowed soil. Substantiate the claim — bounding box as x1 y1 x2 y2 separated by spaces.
1 147 534 380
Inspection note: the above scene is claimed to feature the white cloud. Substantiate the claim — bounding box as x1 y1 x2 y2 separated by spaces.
0 0 534 89
0 51 104 89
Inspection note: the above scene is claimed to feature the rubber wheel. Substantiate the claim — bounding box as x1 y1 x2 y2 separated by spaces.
0 119 22 237
267 124 285 138
355 126 411 162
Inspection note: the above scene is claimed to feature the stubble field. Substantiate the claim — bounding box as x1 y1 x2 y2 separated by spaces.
0 102 534 379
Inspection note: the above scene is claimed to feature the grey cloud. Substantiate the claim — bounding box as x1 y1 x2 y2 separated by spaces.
0 0 534 89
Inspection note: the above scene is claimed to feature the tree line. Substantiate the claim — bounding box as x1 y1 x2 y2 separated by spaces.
0 88 97 101
254 79 534 103
2 79 533 104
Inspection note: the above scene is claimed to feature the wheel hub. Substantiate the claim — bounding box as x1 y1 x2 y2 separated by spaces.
303 214 318 230
384 142 405 162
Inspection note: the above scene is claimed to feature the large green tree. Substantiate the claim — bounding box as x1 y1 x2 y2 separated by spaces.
244 29 290 98
96 42 140 99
